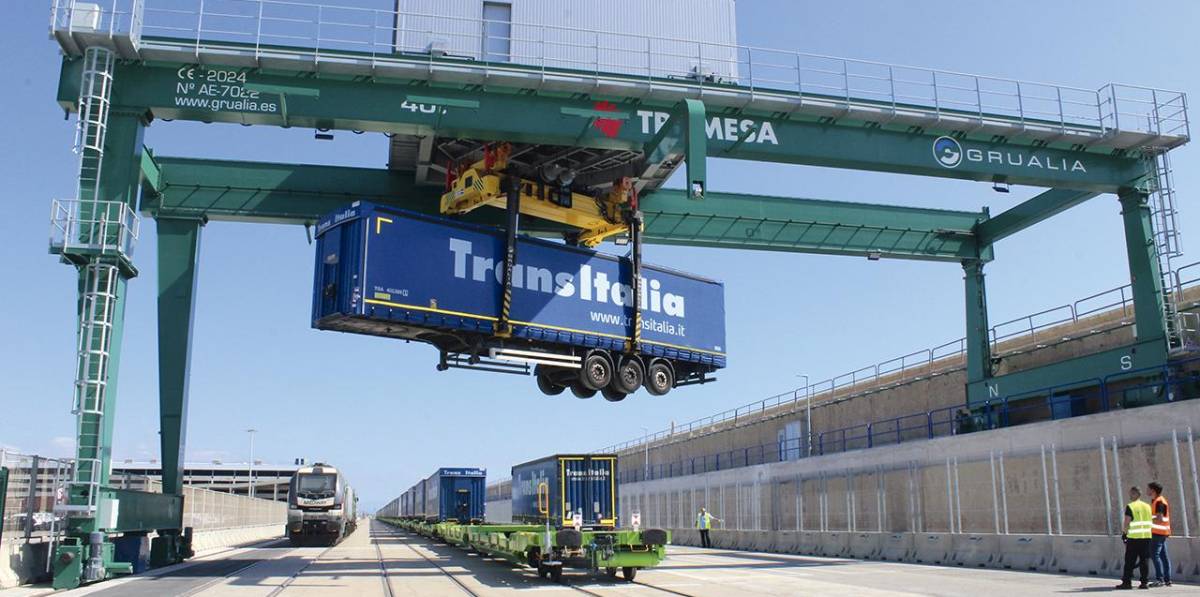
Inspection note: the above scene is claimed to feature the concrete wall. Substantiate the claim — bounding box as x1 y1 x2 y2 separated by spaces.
619 400 1200 581
619 314 1145 478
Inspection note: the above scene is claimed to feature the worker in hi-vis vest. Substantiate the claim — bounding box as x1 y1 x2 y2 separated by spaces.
1147 481 1172 587
696 508 721 548
1117 486 1154 590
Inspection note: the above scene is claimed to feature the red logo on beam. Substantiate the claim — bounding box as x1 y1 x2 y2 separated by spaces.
592 101 622 138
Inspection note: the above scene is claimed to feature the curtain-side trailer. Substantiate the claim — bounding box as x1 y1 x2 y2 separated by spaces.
312 202 726 400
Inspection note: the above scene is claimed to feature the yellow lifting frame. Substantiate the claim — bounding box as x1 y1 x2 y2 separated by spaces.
439 144 633 247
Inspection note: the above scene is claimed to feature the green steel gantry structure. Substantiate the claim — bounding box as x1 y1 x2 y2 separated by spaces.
44 0 1189 588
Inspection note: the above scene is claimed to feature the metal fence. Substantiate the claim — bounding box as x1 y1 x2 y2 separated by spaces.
146 479 286 532
0 452 285 546
601 260 1200 456
619 356 1200 485
620 425 1200 539
50 0 1188 143
0 451 72 543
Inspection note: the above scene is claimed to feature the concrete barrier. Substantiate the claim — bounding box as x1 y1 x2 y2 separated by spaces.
1177 536 1200 580
820 532 850 557
188 524 283 552
772 530 800 553
953 534 999 568
847 532 882 560
797 531 823 555
879 532 914 562
1049 535 1119 577
0 539 51 589
709 529 735 549
996 535 1051 571
912 533 952 565
671 529 698 547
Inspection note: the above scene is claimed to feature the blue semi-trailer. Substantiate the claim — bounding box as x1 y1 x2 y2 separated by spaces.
403 468 487 524
511 454 617 529
312 201 726 400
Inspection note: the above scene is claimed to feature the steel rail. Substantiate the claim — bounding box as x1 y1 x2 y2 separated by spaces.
385 526 481 597
263 543 338 597
370 522 396 597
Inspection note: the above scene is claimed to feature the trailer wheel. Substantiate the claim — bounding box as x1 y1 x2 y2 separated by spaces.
580 351 613 390
613 357 644 394
550 565 563 583
601 387 627 402
644 361 674 396
622 567 637 581
606 567 618 578
570 383 597 399
536 372 566 396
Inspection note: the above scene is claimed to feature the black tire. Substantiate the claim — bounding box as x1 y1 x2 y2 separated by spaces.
570 383 597 399
555 529 583 548
550 565 563 583
613 357 644 394
641 528 669 546
622 567 637 581
536 372 566 396
601 387 627 402
606 567 618 578
644 361 674 396
580 351 613 390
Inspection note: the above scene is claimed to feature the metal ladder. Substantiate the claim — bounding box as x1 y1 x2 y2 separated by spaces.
66 262 120 517
75 47 112 205
1148 149 1187 348
59 47 119 520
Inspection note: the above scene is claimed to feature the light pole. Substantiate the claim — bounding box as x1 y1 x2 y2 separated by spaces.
796 374 810 457
246 428 257 498
640 426 650 481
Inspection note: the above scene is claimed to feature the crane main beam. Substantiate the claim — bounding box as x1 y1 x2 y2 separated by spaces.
59 59 1154 193
142 156 987 262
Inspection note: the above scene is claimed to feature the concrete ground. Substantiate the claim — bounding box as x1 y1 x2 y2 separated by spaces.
8 520 1197 596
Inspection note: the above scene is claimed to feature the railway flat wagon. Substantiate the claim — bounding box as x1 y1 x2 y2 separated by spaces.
512 454 616 528
312 202 726 400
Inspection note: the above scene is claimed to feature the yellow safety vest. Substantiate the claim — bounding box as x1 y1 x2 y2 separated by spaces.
1127 500 1153 539
697 512 713 530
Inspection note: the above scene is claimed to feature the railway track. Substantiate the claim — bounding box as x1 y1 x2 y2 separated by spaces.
264 544 337 597
564 579 698 597
377 521 697 597
376 523 480 596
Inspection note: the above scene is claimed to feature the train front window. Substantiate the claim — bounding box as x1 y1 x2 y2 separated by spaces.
297 474 336 495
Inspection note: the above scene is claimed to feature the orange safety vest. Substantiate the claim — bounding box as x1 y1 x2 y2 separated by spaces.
1151 495 1171 537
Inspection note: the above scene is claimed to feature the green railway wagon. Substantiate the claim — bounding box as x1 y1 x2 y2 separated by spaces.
380 519 668 582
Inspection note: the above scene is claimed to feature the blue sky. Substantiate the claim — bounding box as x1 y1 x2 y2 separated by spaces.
1 1 1197 512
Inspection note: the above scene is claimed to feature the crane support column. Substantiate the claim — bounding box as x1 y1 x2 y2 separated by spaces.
1119 190 1169 346
153 217 203 565
963 259 993 394
52 103 148 588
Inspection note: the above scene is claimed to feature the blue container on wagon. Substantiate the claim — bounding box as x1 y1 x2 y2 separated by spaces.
311 202 726 372
416 468 487 523
511 454 617 528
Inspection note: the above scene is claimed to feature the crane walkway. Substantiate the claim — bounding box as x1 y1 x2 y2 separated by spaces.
13 519 1188 596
